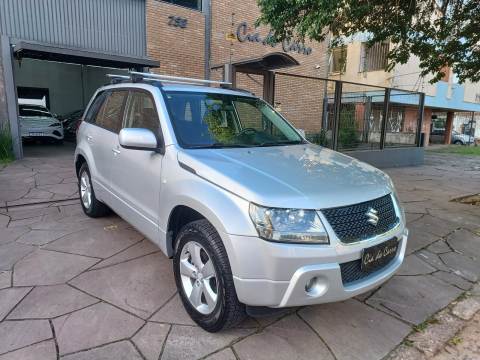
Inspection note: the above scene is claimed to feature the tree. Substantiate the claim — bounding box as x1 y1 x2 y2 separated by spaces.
256 0 480 83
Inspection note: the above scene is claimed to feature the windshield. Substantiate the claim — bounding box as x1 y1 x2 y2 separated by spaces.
164 91 304 148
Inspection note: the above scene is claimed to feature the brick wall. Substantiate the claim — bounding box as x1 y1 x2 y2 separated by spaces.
146 0 205 78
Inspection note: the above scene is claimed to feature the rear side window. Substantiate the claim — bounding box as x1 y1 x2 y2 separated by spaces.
123 91 160 135
84 92 107 124
95 90 128 133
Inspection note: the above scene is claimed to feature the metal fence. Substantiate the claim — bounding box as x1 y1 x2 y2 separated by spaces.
273 72 425 152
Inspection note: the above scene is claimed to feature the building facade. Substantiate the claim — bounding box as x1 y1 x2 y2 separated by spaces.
329 34 480 145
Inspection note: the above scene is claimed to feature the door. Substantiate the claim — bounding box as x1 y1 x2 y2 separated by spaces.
108 89 163 241
86 90 128 199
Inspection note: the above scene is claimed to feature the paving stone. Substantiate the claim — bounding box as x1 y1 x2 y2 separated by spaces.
62 341 143 360
38 183 77 197
205 348 237 360
0 242 35 271
366 275 462 325
234 314 334 360
451 297 480 321
0 320 52 355
384 344 426 360
71 253 176 319
408 309 464 357
6 206 59 221
440 252 480 282
412 215 459 238
7 216 44 228
14 250 98 286
162 325 253 360
397 255 436 276
406 229 439 255
416 250 450 272
431 312 480 360
0 214 9 228
35 173 63 186
405 212 424 224
298 299 411 360
0 340 56 360
0 271 11 289
16 229 75 246
446 229 480 259
0 287 32 320
150 294 195 325
8 284 98 319
0 226 30 245
432 271 473 291
45 226 142 259
132 322 170 360
53 302 144 355
427 240 451 254
91 239 159 269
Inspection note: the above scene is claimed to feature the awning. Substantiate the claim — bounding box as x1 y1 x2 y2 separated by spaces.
232 52 299 71
13 41 159 69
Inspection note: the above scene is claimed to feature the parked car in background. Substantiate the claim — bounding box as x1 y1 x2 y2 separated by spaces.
452 130 475 145
59 109 84 140
75 73 408 332
19 104 64 143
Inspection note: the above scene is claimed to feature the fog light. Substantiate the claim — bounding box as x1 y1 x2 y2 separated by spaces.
305 277 327 297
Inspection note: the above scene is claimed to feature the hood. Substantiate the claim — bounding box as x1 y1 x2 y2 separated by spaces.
178 144 394 209
20 116 59 128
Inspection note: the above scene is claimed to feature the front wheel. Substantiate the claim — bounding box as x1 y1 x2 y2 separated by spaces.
173 219 246 332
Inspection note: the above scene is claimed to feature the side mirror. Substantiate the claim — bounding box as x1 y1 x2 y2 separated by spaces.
119 128 158 151
297 129 306 138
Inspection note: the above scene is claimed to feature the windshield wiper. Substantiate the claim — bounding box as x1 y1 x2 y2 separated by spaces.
188 143 252 149
255 140 305 147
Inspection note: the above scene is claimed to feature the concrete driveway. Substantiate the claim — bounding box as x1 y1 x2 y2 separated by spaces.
0 149 479 360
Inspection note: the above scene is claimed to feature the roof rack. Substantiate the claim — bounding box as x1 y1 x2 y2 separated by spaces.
106 71 232 87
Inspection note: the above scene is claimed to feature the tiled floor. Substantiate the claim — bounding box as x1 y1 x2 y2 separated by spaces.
0 148 479 359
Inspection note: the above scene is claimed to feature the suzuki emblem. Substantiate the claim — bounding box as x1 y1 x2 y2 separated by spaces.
366 207 379 226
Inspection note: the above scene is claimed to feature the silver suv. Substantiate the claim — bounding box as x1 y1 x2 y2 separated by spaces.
75 72 408 332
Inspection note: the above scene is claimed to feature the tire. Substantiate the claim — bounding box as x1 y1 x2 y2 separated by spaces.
77 163 110 218
173 219 246 332
453 140 463 145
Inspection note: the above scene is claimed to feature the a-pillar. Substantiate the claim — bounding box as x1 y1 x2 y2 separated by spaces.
444 111 454 144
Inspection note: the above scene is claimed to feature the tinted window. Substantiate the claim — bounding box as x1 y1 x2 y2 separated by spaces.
123 91 160 135
164 91 303 148
84 92 107 124
95 91 128 133
19 107 52 118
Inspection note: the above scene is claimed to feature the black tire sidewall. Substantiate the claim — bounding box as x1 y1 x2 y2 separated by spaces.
78 163 95 215
173 225 227 331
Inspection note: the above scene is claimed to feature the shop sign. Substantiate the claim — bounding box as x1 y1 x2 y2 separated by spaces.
236 22 312 56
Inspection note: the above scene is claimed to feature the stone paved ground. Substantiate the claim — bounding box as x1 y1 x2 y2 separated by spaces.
0 148 479 360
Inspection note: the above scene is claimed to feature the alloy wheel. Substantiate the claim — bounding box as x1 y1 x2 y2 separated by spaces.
80 171 92 210
179 241 219 315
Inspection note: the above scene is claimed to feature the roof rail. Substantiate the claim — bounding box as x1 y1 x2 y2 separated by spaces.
107 72 232 87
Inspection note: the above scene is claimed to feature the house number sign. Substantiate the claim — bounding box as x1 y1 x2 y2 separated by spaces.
168 15 188 29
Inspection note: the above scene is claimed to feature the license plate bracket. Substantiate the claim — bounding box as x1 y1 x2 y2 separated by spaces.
361 238 399 272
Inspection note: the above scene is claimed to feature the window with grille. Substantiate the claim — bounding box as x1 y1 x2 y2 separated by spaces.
361 42 389 72
330 46 348 73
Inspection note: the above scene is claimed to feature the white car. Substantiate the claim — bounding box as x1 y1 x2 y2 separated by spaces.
19 105 64 142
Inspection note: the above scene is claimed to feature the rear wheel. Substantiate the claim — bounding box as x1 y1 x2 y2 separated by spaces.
173 219 246 332
78 163 109 218
453 140 463 145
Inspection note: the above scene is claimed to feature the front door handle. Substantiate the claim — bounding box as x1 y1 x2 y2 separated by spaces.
86 135 93 142
112 148 121 155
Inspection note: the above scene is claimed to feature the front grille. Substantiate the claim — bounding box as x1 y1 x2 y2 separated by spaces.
321 194 399 243
340 251 397 285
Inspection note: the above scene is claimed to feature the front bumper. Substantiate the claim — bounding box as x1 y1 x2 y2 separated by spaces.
226 224 408 308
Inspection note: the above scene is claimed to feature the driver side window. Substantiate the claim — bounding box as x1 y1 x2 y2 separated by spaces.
123 91 160 135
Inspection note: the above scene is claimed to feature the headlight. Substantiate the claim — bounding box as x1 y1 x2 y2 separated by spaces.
49 122 61 127
249 203 329 244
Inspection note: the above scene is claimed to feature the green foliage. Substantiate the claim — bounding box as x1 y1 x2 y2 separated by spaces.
307 129 330 147
257 0 480 83
338 121 359 149
428 145 480 156
0 122 14 164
